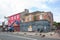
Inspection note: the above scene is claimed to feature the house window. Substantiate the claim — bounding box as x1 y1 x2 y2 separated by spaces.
40 14 43 20
29 15 32 21
17 15 20 19
11 17 13 20
25 17 28 22
14 16 16 20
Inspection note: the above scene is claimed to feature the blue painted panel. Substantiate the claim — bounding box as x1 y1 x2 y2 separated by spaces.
20 20 51 32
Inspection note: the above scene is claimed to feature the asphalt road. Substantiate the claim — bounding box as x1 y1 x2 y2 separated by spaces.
0 32 60 40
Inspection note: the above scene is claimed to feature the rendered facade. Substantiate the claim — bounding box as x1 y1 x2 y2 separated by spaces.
7 9 53 32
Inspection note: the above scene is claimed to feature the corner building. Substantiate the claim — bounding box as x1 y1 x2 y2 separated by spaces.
8 9 53 32
20 11 53 32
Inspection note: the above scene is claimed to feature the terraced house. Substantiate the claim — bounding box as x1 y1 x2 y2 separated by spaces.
20 9 53 32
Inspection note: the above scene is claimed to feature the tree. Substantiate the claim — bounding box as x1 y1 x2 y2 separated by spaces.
53 22 60 30
53 22 58 27
57 23 60 29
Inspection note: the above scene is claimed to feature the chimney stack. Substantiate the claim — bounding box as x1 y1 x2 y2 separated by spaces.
24 9 29 13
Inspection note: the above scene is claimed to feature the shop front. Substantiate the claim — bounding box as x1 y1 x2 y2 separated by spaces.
20 20 51 32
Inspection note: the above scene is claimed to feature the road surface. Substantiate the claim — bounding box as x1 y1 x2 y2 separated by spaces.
0 32 60 40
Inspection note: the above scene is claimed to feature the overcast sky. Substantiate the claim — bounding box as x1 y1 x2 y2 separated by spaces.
0 0 60 23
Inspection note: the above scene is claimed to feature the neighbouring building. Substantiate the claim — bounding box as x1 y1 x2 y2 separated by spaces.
8 13 21 31
0 25 3 32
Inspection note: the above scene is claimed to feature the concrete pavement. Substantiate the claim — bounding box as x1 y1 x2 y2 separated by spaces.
0 32 37 40
12 32 60 39
0 32 60 40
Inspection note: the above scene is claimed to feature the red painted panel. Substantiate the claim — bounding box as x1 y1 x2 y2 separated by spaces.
14 26 20 32
8 13 21 26
16 14 20 21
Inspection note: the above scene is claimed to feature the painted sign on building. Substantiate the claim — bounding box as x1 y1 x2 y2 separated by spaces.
8 13 20 26
28 25 32 31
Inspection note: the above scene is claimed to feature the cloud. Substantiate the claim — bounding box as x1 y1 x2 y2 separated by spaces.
48 0 59 3
0 0 49 16
52 8 60 22
54 16 60 22
0 0 60 22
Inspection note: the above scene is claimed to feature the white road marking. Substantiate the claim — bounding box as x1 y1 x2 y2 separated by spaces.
0 33 37 40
